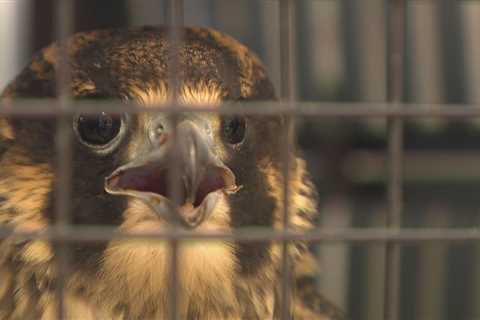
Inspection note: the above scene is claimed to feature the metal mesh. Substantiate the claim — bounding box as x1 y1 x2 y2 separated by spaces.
1 0 476 319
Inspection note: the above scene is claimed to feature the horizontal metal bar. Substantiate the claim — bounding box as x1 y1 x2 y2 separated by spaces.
3 100 480 117
3 226 480 243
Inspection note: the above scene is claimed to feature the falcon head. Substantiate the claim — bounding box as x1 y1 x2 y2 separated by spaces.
0 27 319 319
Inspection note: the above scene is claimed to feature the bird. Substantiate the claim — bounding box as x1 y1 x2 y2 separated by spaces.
0 26 346 319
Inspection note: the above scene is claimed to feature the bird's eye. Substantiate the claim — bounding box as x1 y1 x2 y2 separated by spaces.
222 116 246 145
75 112 122 146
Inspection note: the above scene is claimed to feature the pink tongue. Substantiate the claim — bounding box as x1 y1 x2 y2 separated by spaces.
109 165 228 208
115 166 171 197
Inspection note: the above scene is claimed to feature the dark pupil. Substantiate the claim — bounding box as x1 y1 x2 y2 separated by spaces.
77 112 121 145
223 116 246 144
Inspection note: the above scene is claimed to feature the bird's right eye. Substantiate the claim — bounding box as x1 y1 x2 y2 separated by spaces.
74 112 125 150
76 112 121 145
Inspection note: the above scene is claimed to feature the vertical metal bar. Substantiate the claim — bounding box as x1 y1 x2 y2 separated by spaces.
165 1 183 320
385 1 405 320
279 0 296 319
165 0 184 94
280 0 296 101
54 0 74 319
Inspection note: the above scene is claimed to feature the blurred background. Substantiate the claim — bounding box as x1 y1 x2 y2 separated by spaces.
1 0 480 319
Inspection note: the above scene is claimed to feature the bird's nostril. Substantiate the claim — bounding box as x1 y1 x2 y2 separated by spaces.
150 122 168 146
155 123 164 134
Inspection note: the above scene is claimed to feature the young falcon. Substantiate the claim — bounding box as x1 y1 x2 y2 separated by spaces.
0 26 345 319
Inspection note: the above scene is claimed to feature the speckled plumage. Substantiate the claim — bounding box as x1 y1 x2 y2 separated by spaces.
0 26 345 319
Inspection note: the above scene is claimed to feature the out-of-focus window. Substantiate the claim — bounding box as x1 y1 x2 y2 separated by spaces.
0 0 31 90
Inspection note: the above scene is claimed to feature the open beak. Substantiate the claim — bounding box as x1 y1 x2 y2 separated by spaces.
104 120 239 228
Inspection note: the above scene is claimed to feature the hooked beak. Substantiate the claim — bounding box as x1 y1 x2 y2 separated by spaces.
105 120 239 228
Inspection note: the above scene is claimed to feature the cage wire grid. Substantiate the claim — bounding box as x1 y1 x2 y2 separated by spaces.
1 0 479 319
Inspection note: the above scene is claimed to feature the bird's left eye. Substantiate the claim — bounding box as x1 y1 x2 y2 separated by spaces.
75 112 122 147
222 116 246 145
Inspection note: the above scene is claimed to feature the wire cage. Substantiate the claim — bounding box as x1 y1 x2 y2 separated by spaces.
3 0 480 319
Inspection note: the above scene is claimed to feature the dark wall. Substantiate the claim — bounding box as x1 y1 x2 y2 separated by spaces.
32 0 128 51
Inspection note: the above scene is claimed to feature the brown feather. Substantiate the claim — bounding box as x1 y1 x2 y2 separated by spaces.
0 26 344 319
